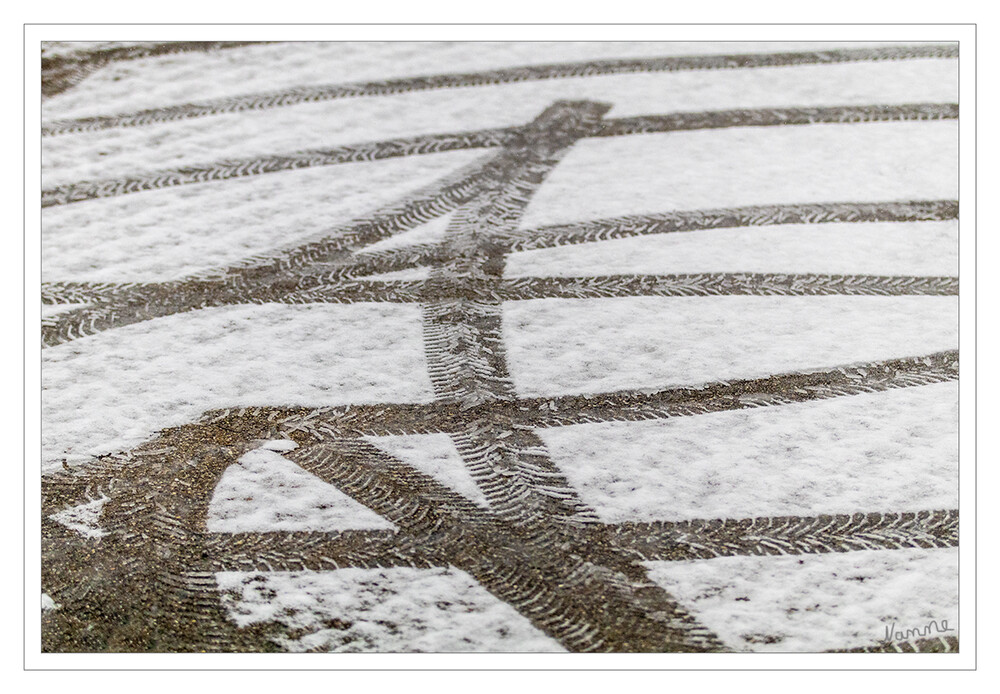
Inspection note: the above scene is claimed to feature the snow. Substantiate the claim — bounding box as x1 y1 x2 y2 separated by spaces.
505 220 959 278
356 266 431 283
644 547 957 652
503 295 957 397
42 41 934 121
49 495 110 538
364 433 489 507
42 149 488 283
519 121 957 229
41 303 89 319
537 381 957 523
39 41 960 654
216 566 565 652
42 58 956 190
42 303 434 471
207 448 396 533
361 210 456 253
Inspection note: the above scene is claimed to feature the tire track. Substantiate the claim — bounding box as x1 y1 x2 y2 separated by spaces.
40 152 495 348
42 348 958 651
527 350 959 429
285 441 726 652
496 273 959 299
41 76 960 649
285 273 958 304
597 102 957 138
264 350 959 439
604 510 958 561
41 127 515 207
508 199 959 251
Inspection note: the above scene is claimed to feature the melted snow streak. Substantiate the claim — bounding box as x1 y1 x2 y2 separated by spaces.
41 102 955 207
42 43 956 135
605 510 958 561
42 42 270 98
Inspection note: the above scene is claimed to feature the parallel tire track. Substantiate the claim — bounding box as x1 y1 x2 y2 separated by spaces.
42 43 957 135
41 128 514 207
41 103 956 207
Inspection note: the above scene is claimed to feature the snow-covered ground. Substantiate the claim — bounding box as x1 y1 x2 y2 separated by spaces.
41 40 959 654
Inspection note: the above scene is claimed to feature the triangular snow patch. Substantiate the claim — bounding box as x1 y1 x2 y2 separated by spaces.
361 210 456 253
207 448 396 532
365 433 488 508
